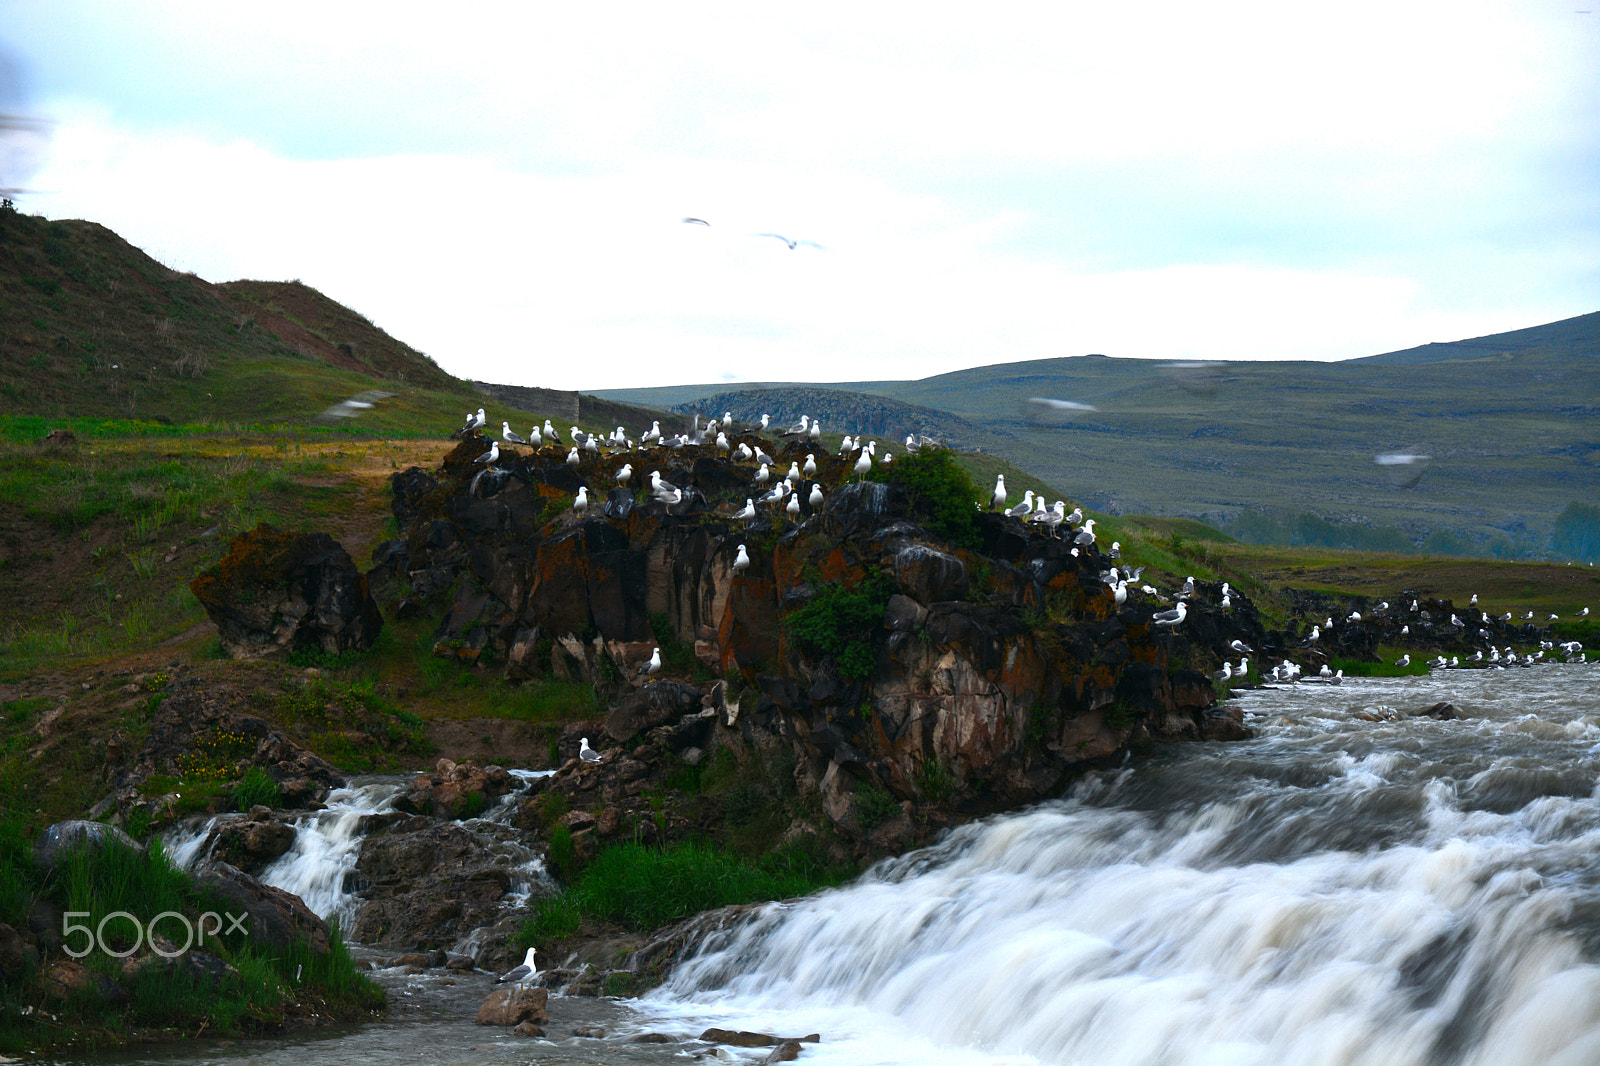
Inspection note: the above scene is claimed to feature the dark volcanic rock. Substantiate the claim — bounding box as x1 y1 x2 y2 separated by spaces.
193 860 331 956
191 523 383 659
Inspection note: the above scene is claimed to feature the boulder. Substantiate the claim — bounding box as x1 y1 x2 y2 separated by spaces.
192 860 331 956
190 523 383 659
604 682 704 742
198 808 297 874
399 758 517 820
41 958 124 1002
34 820 143 872
476 985 549 1026
892 544 968 603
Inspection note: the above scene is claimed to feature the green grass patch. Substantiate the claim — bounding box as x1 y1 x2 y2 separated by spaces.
783 571 895 682
519 838 851 942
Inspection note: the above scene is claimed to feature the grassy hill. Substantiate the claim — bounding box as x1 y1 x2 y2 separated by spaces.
597 314 1600 557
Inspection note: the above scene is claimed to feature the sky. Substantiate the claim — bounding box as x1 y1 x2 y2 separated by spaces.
2 1 1597 392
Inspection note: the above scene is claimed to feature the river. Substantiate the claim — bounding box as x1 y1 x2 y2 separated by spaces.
56 664 1600 1065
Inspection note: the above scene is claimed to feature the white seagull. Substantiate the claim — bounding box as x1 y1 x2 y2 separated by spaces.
989 476 1007 512
573 487 589 512
733 544 750 574
734 498 756 522
616 464 633 486
497 947 539 987
502 421 527 445
639 647 662 678
474 441 499 466
1152 602 1188 627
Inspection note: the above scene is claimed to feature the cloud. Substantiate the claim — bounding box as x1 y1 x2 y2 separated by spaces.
7 2 1596 390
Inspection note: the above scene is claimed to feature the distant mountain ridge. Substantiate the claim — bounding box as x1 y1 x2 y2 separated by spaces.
668 386 1013 452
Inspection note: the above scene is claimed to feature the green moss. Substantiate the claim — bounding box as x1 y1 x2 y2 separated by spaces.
783 571 894 682
866 446 984 550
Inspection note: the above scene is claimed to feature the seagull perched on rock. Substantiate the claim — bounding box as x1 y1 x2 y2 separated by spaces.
786 494 802 522
543 420 562 445
854 450 872 476
989 475 1007 512
733 543 750 575
579 738 601 763
474 441 499 466
1005 491 1035 519
803 453 818 477
754 446 775 466
573 487 589 513
502 421 527 445
1178 576 1196 600
1230 639 1252 654
566 446 581 467
497 947 539 987
809 483 824 510
734 498 756 522
616 463 633 486
650 471 678 497
1073 518 1097 548
638 647 662 678
754 463 771 487
1152 602 1188 627
782 415 810 438
1395 655 1411 668
456 407 486 437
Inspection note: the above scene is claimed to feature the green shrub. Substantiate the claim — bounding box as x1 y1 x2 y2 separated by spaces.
866 446 983 550
783 572 894 682
231 767 282 811
853 782 901 829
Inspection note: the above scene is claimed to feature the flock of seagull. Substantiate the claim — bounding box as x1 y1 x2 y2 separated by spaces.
449 404 1591 705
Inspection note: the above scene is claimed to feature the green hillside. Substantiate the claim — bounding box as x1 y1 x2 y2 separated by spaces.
597 314 1600 557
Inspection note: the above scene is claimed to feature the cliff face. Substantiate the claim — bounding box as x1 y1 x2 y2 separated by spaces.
371 435 1254 830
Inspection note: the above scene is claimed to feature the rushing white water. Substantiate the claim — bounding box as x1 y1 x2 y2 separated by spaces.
638 664 1600 1066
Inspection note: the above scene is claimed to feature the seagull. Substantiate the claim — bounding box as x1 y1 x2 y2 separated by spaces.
566 446 581 467
543 420 562 445
1005 491 1036 519
1063 506 1084 529
809 484 824 509
1108 541 1121 559
502 421 527 445
1073 518 1097 548
733 544 750 575
757 232 823 250
787 460 802 481
579 738 601 763
716 432 730 453
497 947 539 987
754 463 771 487
809 419 822 441
474 441 499 466
786 494 802 522
1396 655 1411 668
638 647 662 678
782 415 810 438
1152 603 1188 627
736 442 753 461
616 463 633 486
1178 576 1196 600
803 453 818 477
457 407 486 436
734 498 756 522
1113 581 1128 607
642 421 661 445
754 446 775 466
682 217 710 226
1319 664 1332 677
989 475 1007 512
1470 594 1479 606
854 450 872 476
1214 662 1234 682
573 487 589 512
760 414 771 430
1307 625 1321 642
1230 639 1251 654
650 471 678 496
528 425 543 446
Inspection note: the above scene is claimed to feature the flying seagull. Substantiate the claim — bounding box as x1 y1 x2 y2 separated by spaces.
682 217 710 226
756 233 824 250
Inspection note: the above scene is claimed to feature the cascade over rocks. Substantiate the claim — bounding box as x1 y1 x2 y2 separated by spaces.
191 523 383 659
375 434 1266 839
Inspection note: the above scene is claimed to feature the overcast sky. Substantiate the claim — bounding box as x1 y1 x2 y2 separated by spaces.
3 1 1596 391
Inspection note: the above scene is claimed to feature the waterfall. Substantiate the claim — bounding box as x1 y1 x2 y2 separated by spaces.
642 665 1600 1066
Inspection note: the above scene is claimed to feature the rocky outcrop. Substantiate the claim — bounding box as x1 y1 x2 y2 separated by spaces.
476 985 548 1027
377 435 1263 836
98 674 345 827
397 758 517 820
193 806 298 874
191 523 383 659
